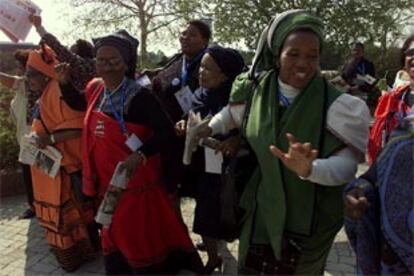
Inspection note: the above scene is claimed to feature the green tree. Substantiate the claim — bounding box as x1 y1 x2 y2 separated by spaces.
0 51 20 170
0 86 19 170
210 0 413 62
70 0 204 65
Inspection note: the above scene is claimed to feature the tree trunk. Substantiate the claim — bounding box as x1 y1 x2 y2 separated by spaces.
137 0 148 68
140 31 148 67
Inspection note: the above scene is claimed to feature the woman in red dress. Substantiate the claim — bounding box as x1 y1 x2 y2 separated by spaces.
63 30 203 274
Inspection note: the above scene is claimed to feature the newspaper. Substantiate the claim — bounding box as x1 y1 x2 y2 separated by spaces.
18 135 62 178
108 162 129 189
95 162 129 226
182 111 212 165
0 0 41 42
356 74 376 85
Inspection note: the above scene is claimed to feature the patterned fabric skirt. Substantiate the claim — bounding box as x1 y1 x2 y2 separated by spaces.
32 168 99 271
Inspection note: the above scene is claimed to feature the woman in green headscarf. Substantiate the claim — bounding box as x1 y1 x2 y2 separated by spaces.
197 10 370 274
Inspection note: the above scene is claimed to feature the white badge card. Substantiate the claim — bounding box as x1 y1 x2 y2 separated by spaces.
356 74 376 85
136 74 151 87
204 148 223 174
364 74 376 85
125 133 143 152
174 86 193 115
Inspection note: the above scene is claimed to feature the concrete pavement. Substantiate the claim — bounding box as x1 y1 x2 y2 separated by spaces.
0 194 358 275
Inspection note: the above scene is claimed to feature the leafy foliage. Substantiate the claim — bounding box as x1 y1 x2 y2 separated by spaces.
0 86 19 170
69 0 206 64
208 0 412 83
67 0 413 81
0 49 23 170
210 0 413 53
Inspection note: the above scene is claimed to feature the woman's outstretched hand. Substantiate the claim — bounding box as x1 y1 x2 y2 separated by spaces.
269 133 318 178
344 188 370 220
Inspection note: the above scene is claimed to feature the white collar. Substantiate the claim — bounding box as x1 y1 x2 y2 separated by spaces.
278 78 301 100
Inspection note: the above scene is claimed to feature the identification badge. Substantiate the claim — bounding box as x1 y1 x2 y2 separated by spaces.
171 77 181 86
136 74 151 87
174 85 193 115
356 74 376 85
204 148 223 174
125 133 143 151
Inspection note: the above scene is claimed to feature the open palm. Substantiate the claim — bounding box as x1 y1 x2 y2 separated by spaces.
269 133 318 178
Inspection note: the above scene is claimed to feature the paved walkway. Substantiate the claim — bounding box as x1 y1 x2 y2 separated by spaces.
0 195 358 275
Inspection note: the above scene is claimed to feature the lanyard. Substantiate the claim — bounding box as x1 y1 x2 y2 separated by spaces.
181 50 205 87
278 89 290 107
105 80 129 136
181 56 189 87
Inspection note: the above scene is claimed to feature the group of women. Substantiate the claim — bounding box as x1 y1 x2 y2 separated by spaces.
2 8 413 275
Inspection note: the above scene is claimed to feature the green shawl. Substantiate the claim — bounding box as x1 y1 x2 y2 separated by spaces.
231 71 345 266
229 10 349 273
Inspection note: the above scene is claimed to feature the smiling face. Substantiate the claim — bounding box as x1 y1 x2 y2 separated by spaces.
199 53 228 90
278 30 320 90
404 41 414 82
179 24 208 59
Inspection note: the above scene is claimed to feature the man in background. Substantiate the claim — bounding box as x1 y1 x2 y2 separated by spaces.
341 42 376 105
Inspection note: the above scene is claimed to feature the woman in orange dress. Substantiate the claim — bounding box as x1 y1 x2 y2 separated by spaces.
27 45 98 271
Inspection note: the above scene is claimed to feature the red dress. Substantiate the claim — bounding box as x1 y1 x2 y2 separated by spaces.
82 79 198 270
368 84 411 164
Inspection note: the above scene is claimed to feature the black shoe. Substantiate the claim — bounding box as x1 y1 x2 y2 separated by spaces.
195 240 206 252
20 208 35 219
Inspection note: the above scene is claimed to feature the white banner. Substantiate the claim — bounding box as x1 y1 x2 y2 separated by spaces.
0 0 41 42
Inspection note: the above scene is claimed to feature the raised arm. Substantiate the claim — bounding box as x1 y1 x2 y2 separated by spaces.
29 15 95 91
0 72 18 89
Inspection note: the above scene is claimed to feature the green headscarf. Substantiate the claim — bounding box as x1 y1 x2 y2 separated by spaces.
248 9 324 79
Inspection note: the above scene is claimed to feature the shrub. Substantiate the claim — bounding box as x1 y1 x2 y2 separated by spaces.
0 86 19 171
